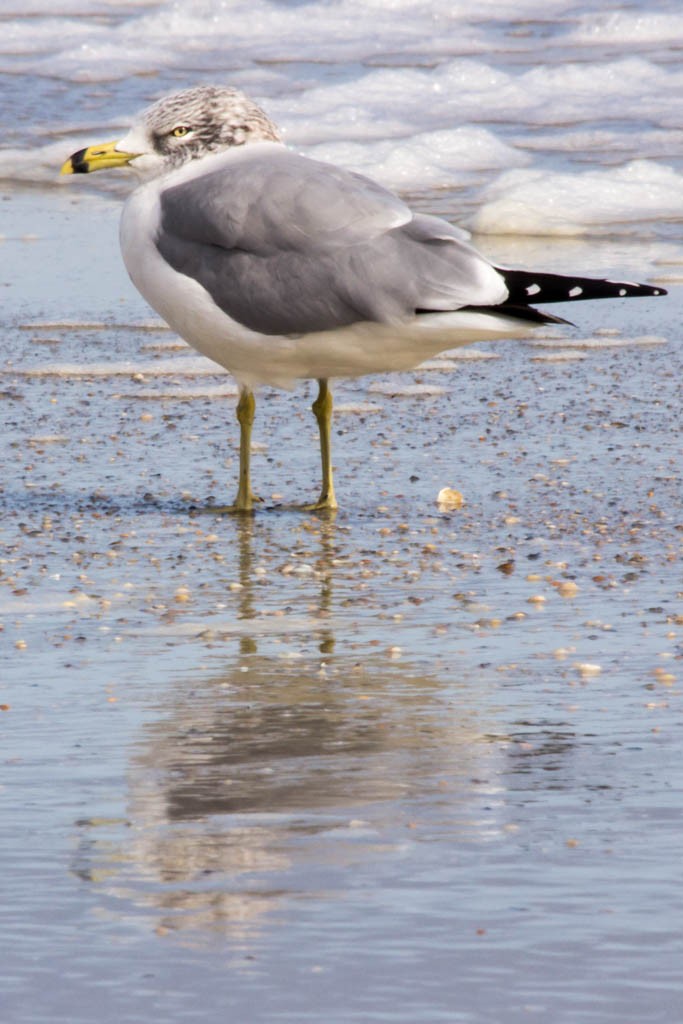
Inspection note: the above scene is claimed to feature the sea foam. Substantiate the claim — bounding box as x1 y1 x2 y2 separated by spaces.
1 0 680 239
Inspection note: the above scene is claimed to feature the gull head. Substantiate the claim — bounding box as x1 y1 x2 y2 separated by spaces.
61 85 282 180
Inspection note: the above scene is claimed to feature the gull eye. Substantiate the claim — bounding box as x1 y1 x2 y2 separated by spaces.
171 125 191 138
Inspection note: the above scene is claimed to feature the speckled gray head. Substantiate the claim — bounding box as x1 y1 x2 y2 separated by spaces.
62 84 283 180
150 85 280 153
126 85 283 175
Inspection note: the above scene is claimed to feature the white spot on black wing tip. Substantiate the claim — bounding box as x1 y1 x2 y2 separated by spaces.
525 283 541 296
569 285 583 298
619 289 627 296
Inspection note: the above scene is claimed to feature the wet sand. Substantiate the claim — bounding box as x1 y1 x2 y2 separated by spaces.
2 189 682 1022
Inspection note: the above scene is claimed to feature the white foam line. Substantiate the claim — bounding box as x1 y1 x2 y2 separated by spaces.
368 383 449 396
117 385 239 400
7 357 224 378
20 320 170 332
438 348 500 361
334 402 382 415
129 615 328 639
526 335 667 350
531 351 587 362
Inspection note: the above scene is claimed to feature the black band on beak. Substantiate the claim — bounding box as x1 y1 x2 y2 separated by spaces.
68 148 92 174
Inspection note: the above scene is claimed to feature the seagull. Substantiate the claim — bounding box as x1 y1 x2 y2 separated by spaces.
61 85 666 511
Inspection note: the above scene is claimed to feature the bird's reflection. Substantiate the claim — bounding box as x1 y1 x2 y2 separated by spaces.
71 515 576 946
231 511 336 657
73 654 497 945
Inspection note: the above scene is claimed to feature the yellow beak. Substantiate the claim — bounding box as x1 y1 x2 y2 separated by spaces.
61 140 139 175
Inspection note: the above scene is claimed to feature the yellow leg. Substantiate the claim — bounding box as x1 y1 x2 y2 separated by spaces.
233 387 257 512
311 379 338 510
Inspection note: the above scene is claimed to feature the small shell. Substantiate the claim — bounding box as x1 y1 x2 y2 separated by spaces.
436 487 464 510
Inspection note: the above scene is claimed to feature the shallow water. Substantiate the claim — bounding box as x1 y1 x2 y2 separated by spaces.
2 2 683 1021
2 191 682 1022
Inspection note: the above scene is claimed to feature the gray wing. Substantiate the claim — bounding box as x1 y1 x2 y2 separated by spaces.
156 147 507 335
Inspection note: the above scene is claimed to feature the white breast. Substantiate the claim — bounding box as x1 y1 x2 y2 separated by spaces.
120 179 268 374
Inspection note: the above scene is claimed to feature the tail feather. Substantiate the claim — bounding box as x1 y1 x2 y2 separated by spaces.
417 266 666 327
497 267 666 306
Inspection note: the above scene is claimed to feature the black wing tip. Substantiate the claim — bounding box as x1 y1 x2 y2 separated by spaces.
456 304 574 326
497 267 668 305
604 280 667 299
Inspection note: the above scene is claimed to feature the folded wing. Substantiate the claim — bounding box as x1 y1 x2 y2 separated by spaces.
155 148 508 336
